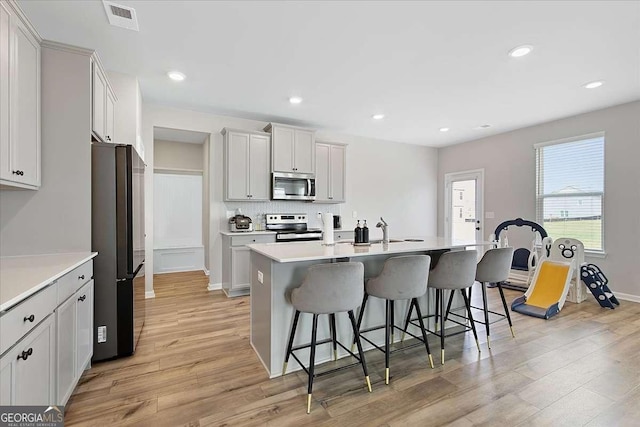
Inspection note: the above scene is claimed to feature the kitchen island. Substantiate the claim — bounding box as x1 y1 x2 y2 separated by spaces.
247 238 490 377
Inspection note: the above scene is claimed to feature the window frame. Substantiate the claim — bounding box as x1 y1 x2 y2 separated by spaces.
534 131 606 256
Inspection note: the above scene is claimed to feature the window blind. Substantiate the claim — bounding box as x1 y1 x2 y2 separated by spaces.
535 133 605 251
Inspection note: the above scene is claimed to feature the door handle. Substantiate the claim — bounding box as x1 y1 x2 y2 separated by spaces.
475 227 481 231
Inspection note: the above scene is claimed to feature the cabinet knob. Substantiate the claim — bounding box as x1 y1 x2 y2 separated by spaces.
78 295 86 302
23 314 35 323
78 274 85 280
106 136 111 141
12 170 24 176
17 348 33 361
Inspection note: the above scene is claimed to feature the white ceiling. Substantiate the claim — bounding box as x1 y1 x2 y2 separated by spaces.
19 1 640 147
153 127 208 144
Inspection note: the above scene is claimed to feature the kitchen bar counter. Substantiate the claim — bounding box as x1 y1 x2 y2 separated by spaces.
219 230 276 236
0 252 97 311
248 238 491 378
246 237 484 263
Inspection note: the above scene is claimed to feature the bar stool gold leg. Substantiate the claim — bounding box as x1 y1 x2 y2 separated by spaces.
385 368 390 385
441 349 445 365
306 394 312 414
282 362 288 376
365 376 372 392
510 326 516 338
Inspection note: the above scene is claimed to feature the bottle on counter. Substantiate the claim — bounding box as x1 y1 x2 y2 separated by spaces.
362 220 369 243
354 220 364 244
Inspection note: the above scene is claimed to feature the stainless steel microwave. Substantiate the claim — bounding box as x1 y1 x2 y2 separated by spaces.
272 172 316 201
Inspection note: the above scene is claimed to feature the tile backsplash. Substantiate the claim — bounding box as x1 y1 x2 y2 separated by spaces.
224 201 340 230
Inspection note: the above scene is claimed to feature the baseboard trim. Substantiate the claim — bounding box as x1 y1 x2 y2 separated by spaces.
203 268 210 276
145 290 156 299
207 282 222 291
615 292 640 303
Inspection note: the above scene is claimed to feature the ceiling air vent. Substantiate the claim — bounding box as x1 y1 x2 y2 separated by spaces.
102 1 139 31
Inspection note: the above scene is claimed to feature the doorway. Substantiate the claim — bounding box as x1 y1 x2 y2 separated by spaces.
444 169 484 242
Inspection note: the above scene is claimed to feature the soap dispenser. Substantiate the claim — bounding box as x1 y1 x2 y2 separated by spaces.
354 220 363 244
362 220 369 243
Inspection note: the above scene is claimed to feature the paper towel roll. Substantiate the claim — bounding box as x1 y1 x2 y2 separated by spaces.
322 213 334 245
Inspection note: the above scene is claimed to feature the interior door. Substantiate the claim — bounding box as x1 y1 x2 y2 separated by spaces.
445 170 484 242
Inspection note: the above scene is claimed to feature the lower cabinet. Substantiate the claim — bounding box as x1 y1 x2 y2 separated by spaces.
222 233 276 297
0 257 94 406
0 314 56 405
56 279 93 405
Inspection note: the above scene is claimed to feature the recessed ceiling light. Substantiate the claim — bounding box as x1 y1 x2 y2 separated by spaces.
372 114 385 120
508 45 533 58
289 96 303 104
584 81 604 89
167 71 186 81
439 127 450 132
474 124 492 130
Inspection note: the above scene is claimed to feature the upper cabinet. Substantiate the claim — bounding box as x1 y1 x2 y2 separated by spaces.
0 0 41 189
264 123 315 174
222 128 271 201
315 142 346 203
91 58 116 143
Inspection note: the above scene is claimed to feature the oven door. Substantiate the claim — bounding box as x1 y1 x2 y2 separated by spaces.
272 172 316 200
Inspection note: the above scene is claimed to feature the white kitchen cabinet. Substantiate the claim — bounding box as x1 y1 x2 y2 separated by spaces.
56 276 93 406
1 255 94 406
75 280 93 379
0 0 41 190
91 59 116 143
315 142 346 203
221 233 276 297
55 292 75 405
222 128 271 201
265 123 316 174
0 314 55 405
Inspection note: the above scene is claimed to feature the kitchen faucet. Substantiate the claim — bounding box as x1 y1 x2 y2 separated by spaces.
376 217 389 244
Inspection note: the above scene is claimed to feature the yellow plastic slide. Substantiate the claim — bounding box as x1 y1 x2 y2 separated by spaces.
511 260 575 319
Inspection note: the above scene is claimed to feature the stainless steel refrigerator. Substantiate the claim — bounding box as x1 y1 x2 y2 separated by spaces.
91 142 145 361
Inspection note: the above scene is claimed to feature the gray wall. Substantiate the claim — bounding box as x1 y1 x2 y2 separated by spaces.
438 101 640 298
153 139 205 171
142 104 438 292
0 46 91 256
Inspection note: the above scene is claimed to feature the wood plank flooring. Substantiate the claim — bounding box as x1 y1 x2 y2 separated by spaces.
64 271 640 426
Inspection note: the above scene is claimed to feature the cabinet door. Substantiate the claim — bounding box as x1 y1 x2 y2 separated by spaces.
9 14 40 186
76 280 93 378
105 89 115 142
56 294 76 405
92 62 106 141
0 2 10 182
1 314 55 405
315 143 330 202
293 129 315 174
272 126 294 172
329 145 346 202
231 246 251 291
248 134 270 200
225 131 249 200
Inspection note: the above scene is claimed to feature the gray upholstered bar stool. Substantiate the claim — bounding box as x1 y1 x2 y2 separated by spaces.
354 255 434 385
417 250 480 364
446 247 515 349
282 262 371 414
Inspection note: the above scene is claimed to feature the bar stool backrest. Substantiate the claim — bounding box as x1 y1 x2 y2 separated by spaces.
366 255 431 300
291 262 364 314
476 247 515 283
428 250 478 290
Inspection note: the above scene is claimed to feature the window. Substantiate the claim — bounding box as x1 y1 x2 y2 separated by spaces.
535 132 604 252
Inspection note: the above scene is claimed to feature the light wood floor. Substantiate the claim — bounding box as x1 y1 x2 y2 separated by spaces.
65 271 640 426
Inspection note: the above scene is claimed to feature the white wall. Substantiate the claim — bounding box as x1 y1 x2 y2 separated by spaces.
142 104 438 293
438 101 640 299
0 46 91 256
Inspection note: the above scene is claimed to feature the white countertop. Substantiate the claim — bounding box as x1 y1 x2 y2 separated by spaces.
0 252 97 312
247 237 492 263
219 230 277 236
